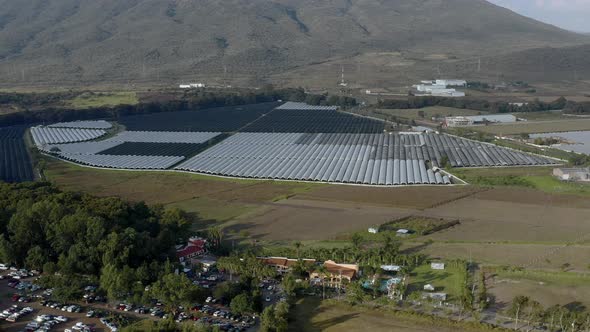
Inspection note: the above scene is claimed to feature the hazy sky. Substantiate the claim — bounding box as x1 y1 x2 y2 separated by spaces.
488 0 590 33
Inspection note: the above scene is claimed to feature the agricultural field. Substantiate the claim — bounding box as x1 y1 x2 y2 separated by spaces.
65 91 138 108
98 142 209 157
0 126 34 182
120 102 280 132
374 106 483 121
473 118 590 135
488 269 590 309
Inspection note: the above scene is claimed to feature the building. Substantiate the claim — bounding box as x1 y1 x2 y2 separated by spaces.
413 80 465 97
431 262 445 270
259 257 316 274
424 284 436 291
176 237 207 262
553 167 590 182
179 83 205 89
423 292 447 301
380 265 402 272
310 260 359 288
435 79 467 87
368 227 379 234
467 114 517 124
444 116 474 127
444 114 516 127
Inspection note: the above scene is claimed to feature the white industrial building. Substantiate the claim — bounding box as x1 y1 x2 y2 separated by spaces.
413 79 466 98
553 168 590 182
435 79 467 87
179 83 205 89
444 114 517 127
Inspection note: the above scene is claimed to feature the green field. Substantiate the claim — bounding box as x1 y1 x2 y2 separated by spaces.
452 167 590 196
289 298 494 332
513 111 568 121
66 91 138 108
474 119 590 135
375 106 483 121
406 264 464 302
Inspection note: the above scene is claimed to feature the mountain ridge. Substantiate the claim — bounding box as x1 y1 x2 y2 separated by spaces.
0 0 587 87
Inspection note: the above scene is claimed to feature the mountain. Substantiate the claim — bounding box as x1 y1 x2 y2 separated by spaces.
0 0 587 88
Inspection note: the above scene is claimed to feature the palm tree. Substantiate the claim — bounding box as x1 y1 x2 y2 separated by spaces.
315 265 329 300
294 241 302 259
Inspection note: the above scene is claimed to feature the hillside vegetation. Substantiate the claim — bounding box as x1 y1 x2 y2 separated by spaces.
0 0 587 87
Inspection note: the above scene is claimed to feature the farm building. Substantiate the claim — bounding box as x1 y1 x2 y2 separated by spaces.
176 237 208 262
431 262 445 270
553 167 590 182
310 260 359 288
259 257 316 274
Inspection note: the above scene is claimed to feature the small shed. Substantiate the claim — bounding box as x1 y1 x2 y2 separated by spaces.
424 284 435 291
431 262 445 270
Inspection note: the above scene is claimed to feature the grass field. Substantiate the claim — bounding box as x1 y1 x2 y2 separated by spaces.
375 106 482 121
452 167 590 197
66 91 138 108
473 119 590 135
407 264 464 302
489 269 590 309
43 157 317 223
512 111 568 121
289 298 494 332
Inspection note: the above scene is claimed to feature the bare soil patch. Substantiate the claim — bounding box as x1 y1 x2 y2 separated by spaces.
421 198 590 243
295 185 480 210
227 199 412 241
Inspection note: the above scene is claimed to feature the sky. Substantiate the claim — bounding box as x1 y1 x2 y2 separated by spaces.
487 0 590 33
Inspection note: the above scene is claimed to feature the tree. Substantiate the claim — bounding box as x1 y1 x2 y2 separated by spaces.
230 293 252 315
439 155 450 169
293 241 302 259
150 273 205 315
508 295 530 329
281 274 297 298
314 265 329 300
345 281 366 304
25 245 46 271
274 302 290 332
260 306 276 332
351 233 363 249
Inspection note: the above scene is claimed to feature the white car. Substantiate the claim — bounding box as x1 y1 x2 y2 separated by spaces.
205 296 213 303
56 315 68 322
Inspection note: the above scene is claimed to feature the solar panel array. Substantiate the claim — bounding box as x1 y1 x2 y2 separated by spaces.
112 131 220 143
276 102 338 111
242 108 385 133
175 132 558 185
31 127 107 145
48 120 113 129
423 134 555 167
36 102 561 185
59 153 184 169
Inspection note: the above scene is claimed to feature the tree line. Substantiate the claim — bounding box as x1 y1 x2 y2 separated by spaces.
377 96 590 114
0 87 358 127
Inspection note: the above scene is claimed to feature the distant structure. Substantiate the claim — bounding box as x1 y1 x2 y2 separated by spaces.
553 167 590 182
444 114 517 127
413 79 466 97
431 262 445 270
339 65 348 87
435 79 467 87
179 83 205 89
176 237 208 263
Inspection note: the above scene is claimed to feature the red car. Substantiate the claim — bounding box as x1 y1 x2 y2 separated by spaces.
11 294 21 302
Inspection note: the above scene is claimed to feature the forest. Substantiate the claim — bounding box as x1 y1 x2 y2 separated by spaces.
0 181 196 303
